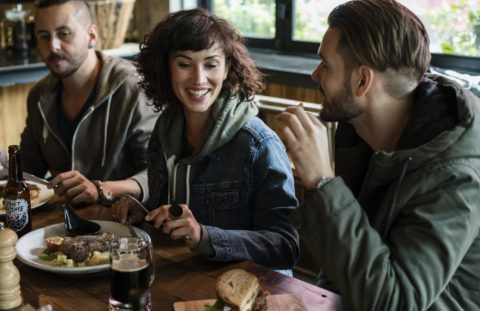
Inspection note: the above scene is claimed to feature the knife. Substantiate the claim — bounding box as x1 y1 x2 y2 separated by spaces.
3 163 55 188
22 172 52 187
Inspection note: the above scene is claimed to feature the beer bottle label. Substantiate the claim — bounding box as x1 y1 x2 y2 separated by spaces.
5 199 30 232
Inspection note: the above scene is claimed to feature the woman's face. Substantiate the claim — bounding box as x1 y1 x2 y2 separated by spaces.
169 44 229 116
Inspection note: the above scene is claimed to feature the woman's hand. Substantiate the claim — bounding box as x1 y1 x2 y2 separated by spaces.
145 203 201 248
111 197 146 225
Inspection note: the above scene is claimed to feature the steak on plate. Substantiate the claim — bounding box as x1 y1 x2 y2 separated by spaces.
58 232 114 262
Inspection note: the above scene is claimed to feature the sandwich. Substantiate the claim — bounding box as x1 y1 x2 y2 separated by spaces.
205 269 268 311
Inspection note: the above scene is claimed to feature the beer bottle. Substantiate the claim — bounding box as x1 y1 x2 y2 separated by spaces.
4 145 32 237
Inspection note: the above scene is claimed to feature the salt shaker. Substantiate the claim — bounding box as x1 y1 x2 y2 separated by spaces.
0 223 22 310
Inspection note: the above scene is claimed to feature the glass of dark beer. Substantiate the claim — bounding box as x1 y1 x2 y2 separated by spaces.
109 237 154 310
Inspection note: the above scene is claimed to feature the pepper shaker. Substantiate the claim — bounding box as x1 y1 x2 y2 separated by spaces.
0 223 22 310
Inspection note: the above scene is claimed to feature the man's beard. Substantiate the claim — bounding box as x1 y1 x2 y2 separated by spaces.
46 52 83 80
319 82 362 123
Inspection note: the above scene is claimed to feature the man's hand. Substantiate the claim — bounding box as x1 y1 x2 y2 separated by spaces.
50 170 99 204
276 106 334 189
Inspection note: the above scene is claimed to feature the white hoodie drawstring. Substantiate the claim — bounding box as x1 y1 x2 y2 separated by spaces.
164 154 190 205
172 165 178 202
164 154 176 203
42 123 48 143
101 95 112 167
186 164 191 206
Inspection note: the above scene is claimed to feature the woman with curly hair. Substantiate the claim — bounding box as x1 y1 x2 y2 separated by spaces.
112 8 299 270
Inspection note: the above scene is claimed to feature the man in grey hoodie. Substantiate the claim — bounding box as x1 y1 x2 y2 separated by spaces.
278 0 480 309
19 0 158 204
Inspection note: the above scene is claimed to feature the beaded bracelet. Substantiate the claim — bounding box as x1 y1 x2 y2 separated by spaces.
92 180 113 202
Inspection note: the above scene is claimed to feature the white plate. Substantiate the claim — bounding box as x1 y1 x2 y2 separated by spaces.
0 180 54 215
15 220 151 274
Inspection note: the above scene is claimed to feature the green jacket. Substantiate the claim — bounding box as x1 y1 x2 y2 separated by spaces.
291 74 480 310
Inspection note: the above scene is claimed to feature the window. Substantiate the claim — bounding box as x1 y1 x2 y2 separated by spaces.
211 0 275 39
202 0 480 75
170 0 198 12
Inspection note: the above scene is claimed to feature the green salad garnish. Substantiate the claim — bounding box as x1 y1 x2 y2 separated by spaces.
37 249 58 261
204 300 224 311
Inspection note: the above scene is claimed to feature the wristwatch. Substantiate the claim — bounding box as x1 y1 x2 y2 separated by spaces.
316 176 334 189
92 180 113 202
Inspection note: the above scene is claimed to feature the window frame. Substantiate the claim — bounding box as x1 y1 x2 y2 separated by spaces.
200 0 480 75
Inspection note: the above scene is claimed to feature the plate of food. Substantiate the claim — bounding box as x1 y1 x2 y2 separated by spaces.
15 220 151 274
174 269 308 311
0 180 54 215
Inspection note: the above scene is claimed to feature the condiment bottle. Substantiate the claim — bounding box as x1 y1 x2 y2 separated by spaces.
4 145 32 238
0 223 22 310
3 4 29 54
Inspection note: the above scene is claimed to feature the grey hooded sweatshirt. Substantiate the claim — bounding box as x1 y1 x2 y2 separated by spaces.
19 51 159 200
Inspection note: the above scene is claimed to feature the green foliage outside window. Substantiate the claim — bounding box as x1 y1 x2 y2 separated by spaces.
212 0 275 39
425 0 480 56
212 0 480 57
293 0 329 42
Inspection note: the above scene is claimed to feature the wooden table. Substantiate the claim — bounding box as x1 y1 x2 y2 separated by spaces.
5 202 341 310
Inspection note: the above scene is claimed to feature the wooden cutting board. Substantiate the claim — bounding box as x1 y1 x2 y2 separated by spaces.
173 294 308 311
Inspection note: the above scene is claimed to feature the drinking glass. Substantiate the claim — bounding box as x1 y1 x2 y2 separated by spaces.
109 237 154 311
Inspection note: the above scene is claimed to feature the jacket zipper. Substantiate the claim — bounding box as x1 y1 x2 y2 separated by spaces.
71 106 96 170
38 101 71 158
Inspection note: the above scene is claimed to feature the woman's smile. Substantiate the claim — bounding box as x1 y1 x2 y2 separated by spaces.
170 44 229 116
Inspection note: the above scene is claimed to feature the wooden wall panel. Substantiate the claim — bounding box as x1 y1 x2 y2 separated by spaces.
0 83 33 151
262 82 322 104
132 0 169 40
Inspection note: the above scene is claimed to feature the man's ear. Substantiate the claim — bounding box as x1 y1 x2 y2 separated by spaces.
351 65 374 97
87 24 98 47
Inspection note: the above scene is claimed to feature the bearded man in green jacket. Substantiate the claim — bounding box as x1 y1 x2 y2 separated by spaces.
278 0 480 309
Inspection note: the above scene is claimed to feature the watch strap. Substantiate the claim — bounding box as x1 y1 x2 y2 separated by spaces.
316 177 334 189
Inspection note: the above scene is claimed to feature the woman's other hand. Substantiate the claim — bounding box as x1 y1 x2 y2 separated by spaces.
111 197 146 225
146 203 201 248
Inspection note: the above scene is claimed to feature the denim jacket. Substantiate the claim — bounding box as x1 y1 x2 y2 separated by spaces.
146 97 300 269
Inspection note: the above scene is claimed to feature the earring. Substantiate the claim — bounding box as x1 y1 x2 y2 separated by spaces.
88 42 95 49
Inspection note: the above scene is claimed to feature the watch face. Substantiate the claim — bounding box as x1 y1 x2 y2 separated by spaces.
317 177 334 188
103 189 113 201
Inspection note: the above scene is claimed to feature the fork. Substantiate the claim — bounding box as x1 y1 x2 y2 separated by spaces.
116 194 149 214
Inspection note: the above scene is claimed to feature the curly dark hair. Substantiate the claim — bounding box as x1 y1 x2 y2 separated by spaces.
136 8 265 111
